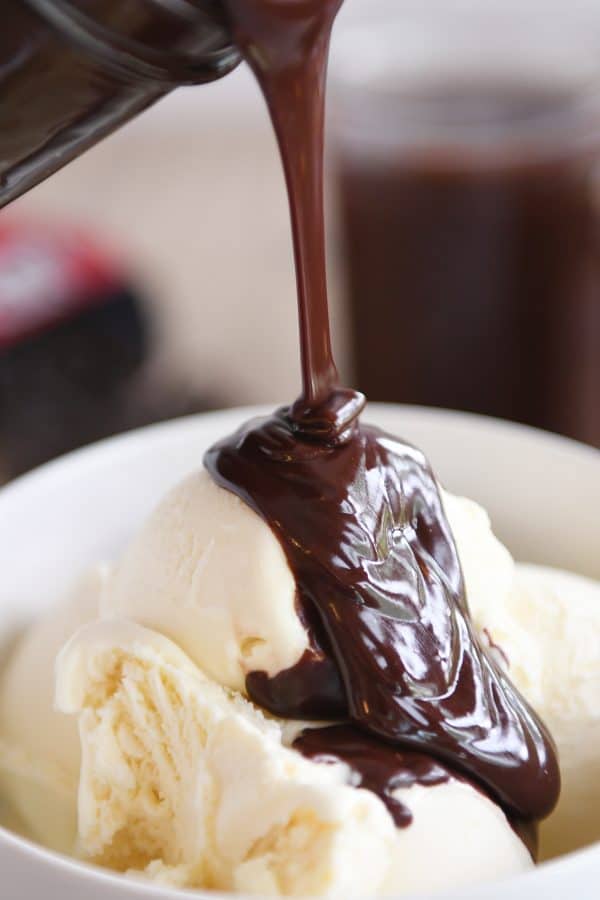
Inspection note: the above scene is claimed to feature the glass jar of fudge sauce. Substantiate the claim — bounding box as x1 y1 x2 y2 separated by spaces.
331 0 600 446
0 0 239 208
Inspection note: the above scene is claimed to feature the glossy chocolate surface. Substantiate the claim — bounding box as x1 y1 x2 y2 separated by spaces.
207 0 560 828
294 724 451 828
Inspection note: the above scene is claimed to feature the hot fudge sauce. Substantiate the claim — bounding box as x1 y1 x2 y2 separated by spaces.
206 0 560 833
294 725 451 829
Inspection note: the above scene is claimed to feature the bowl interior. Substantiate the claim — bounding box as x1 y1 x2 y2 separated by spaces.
0 403 599 899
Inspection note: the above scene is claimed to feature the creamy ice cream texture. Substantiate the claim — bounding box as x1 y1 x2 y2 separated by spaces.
0 469 599 894
55 619 529 895
443 494 600 860
101 471 308 694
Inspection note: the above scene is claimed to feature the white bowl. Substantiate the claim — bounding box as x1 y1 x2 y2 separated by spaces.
1 404 599 899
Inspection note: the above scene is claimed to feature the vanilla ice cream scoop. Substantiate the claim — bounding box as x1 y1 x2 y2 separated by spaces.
103 476 516 702
467 563 600 859
3 465 597 887
55 619 531 896
444 491 600 857
441 489 516 623
56 620 397 896
0 472 508 861
101 470 310 692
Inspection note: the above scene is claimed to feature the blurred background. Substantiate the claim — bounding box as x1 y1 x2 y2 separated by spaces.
2 0 600 479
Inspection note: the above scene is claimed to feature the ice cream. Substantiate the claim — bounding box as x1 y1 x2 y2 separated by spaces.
55 619 395 894
0 473 547 895
436 493 600 858
101 470 309 693
2 443 597 895
53 619 530 896
467 562 600 859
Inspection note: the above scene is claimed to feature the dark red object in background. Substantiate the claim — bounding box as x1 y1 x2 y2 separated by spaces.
0 220 213 480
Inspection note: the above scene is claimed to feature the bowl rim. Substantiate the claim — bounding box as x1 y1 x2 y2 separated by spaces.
1 401 599 508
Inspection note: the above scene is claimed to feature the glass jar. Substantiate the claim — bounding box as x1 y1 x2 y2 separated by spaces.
330 0 600 446
0 0 240 207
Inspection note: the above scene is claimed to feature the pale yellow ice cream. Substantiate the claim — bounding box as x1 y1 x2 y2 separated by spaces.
469 563 600 860
445 490 600 858
102 477 516 699
101 470 309 692
54 619 531 896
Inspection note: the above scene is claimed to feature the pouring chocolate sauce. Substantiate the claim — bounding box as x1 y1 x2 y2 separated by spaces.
1 0 560 839
206 0 560 829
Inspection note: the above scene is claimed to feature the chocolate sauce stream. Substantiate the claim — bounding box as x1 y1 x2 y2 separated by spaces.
209 0 560 826
222 0 341 411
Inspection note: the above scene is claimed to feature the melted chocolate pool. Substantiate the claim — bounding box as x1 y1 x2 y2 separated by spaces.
208 0 560 830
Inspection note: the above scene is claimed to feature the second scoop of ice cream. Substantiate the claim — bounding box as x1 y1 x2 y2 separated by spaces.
54 619 531 896
101 471 513 697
